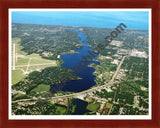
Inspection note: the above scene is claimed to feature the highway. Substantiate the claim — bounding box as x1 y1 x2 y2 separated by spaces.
110 56 126 82
12 56 126 103
12 81 119 103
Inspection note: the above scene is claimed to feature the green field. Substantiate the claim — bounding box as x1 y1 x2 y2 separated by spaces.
31 84 50 93
11 38 57 85
106 103 112 108
12 69 26 85
87 102 100 112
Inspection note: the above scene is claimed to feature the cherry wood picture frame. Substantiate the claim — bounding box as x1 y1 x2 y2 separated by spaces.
0 0 160 128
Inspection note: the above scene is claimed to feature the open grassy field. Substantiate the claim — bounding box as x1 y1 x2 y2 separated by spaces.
87 102 100 112
106 103 112 108
11 38 57 85
31 84 50 93
12 69 26 86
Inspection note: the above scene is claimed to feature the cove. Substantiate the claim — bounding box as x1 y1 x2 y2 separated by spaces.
51 30 100 93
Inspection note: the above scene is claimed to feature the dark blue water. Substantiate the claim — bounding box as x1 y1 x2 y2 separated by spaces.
51 30 100 93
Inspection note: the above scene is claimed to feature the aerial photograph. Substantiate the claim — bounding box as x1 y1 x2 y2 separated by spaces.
10 9 151 118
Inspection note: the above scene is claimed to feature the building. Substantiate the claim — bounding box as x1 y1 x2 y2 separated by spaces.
117 49 129 55
130 49 148 58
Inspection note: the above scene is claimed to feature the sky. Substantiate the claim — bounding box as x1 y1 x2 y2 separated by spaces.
11 10 150 30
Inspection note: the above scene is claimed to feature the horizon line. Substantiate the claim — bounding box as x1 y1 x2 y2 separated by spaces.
12 22 149 31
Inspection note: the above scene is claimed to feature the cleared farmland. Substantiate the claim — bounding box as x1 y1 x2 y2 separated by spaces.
11 38 57 85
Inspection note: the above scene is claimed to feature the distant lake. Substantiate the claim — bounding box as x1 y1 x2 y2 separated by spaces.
12 11 149 30
51 30 100 93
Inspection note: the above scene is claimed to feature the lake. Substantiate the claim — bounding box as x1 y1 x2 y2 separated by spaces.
51 30 100 93
12 11 149 30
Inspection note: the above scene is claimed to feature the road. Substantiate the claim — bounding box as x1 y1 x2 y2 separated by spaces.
12 56 126 103
25 58 32 73
12 81 120 103
110 56 126 82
